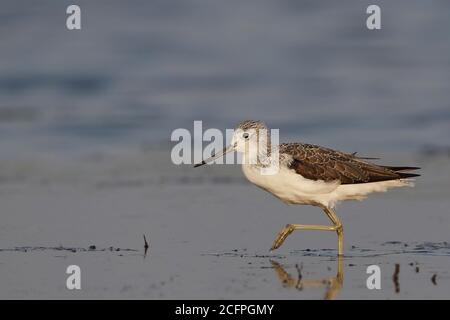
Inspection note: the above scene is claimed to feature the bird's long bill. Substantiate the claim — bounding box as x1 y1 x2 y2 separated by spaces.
194 145 234 167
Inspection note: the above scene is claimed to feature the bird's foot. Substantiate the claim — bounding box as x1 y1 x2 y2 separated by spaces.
270 224 295 251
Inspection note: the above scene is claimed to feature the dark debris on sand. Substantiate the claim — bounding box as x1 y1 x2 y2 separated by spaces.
0 245 138 253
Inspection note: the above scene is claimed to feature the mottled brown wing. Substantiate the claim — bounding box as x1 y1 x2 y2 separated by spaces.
283 143 408 184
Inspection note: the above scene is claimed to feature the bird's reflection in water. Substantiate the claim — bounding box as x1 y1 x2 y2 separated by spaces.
270 256 343 300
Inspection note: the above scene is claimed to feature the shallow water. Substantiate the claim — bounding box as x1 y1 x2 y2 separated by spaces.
1 0 450 159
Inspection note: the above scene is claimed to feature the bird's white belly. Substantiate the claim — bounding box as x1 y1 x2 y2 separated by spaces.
241 164 340 205
241 164 413 208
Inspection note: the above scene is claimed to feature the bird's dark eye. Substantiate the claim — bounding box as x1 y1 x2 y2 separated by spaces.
242 132 249 139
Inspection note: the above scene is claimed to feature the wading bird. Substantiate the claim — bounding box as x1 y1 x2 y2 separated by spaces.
194 120 420 256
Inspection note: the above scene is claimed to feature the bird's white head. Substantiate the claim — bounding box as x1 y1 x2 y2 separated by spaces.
231 120 268 153
194 120 269 167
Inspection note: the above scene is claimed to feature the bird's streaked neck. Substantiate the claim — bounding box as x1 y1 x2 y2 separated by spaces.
242 138 273 168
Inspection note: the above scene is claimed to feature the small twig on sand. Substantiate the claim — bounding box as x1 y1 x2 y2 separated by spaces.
431 274 437 286
143 234 149 255
393 264 400 293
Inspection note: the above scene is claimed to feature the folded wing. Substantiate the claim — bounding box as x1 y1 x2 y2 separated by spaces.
282 143 420 185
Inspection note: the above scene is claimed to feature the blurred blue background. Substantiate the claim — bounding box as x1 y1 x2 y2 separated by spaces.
1 0 450 159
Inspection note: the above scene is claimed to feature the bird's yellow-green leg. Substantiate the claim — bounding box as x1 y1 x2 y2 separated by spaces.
322 207 344 257
271 224 337 251
270 206 344 256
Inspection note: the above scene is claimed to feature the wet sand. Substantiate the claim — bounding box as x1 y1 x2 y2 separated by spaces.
0 149 448 299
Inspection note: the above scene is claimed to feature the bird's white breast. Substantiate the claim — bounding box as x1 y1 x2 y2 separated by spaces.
241 164 340 205
241 163 413 208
